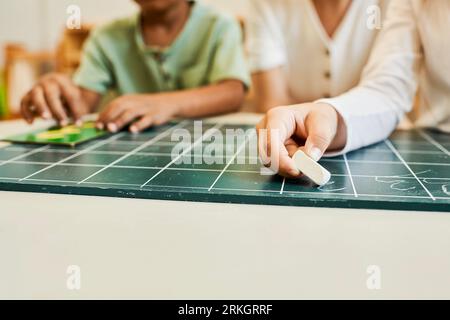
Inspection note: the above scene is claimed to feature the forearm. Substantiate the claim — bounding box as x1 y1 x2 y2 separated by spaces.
164 80 246 118
319 87 408 154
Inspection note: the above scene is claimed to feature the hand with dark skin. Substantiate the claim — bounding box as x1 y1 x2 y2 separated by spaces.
20 74 245 132
20 73 100 126
97 80 245 133
256 102 347 178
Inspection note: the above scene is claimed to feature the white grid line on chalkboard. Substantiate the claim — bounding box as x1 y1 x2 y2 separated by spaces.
343 153 358 198
18 133 127 182
280 177 286 195
384 139 435 201
140 123 224 189
78 121 189 185
2 156 450 167
3 168 450 180
0 144 50 167
207 130 255 192
3 144 448 155
418 130 450 156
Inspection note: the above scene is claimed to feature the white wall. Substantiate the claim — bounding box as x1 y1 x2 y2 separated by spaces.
0 0 248 65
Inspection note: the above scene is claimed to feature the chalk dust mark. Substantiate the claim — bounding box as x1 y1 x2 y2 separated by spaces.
318 180 346 192
395 170 432 178
422 178 450 185
374 170 434 191
375 177 416 191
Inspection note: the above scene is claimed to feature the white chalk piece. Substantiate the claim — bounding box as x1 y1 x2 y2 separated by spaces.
292 150 331 186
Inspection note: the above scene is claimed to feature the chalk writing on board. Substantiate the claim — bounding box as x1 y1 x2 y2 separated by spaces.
375 176 416 191
318 180 346 192
374 170 432 192
444 185 450 196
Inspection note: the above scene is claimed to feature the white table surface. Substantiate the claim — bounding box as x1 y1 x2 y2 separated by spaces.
1 114 450 299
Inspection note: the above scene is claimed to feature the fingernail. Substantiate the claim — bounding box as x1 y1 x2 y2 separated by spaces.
309 147 323 162
107 123 118 133
289 168 300 177
75 120 83 127
130 125 138 134
42 111 51 119
96 122 104 130
60 119 68 127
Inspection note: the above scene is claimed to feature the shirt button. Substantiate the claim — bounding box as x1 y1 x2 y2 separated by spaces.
323 93 331 99
324 71 331 79
325 48 330 56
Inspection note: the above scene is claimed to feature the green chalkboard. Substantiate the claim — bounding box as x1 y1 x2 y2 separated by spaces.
0 120 449 212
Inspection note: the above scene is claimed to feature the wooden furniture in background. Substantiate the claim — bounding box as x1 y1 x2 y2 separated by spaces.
55 25 92 75
1 25 92 120
3 44 55 119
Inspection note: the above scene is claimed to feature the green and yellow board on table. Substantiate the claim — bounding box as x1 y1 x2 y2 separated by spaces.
2 121 108 147
0 70 7 118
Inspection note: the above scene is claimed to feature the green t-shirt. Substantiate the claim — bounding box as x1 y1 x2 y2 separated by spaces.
73 1 250 95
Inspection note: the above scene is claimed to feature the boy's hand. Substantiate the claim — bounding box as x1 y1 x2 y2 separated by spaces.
20 73 90 126
97 94 181 133
256 103 347 178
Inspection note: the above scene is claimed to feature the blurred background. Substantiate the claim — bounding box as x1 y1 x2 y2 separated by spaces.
0 0 249 120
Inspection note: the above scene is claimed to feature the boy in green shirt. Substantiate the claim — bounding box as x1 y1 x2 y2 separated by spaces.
20 0 249 133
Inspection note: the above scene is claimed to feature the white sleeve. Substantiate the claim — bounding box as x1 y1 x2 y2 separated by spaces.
245 0 287 72
319 0 423 154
